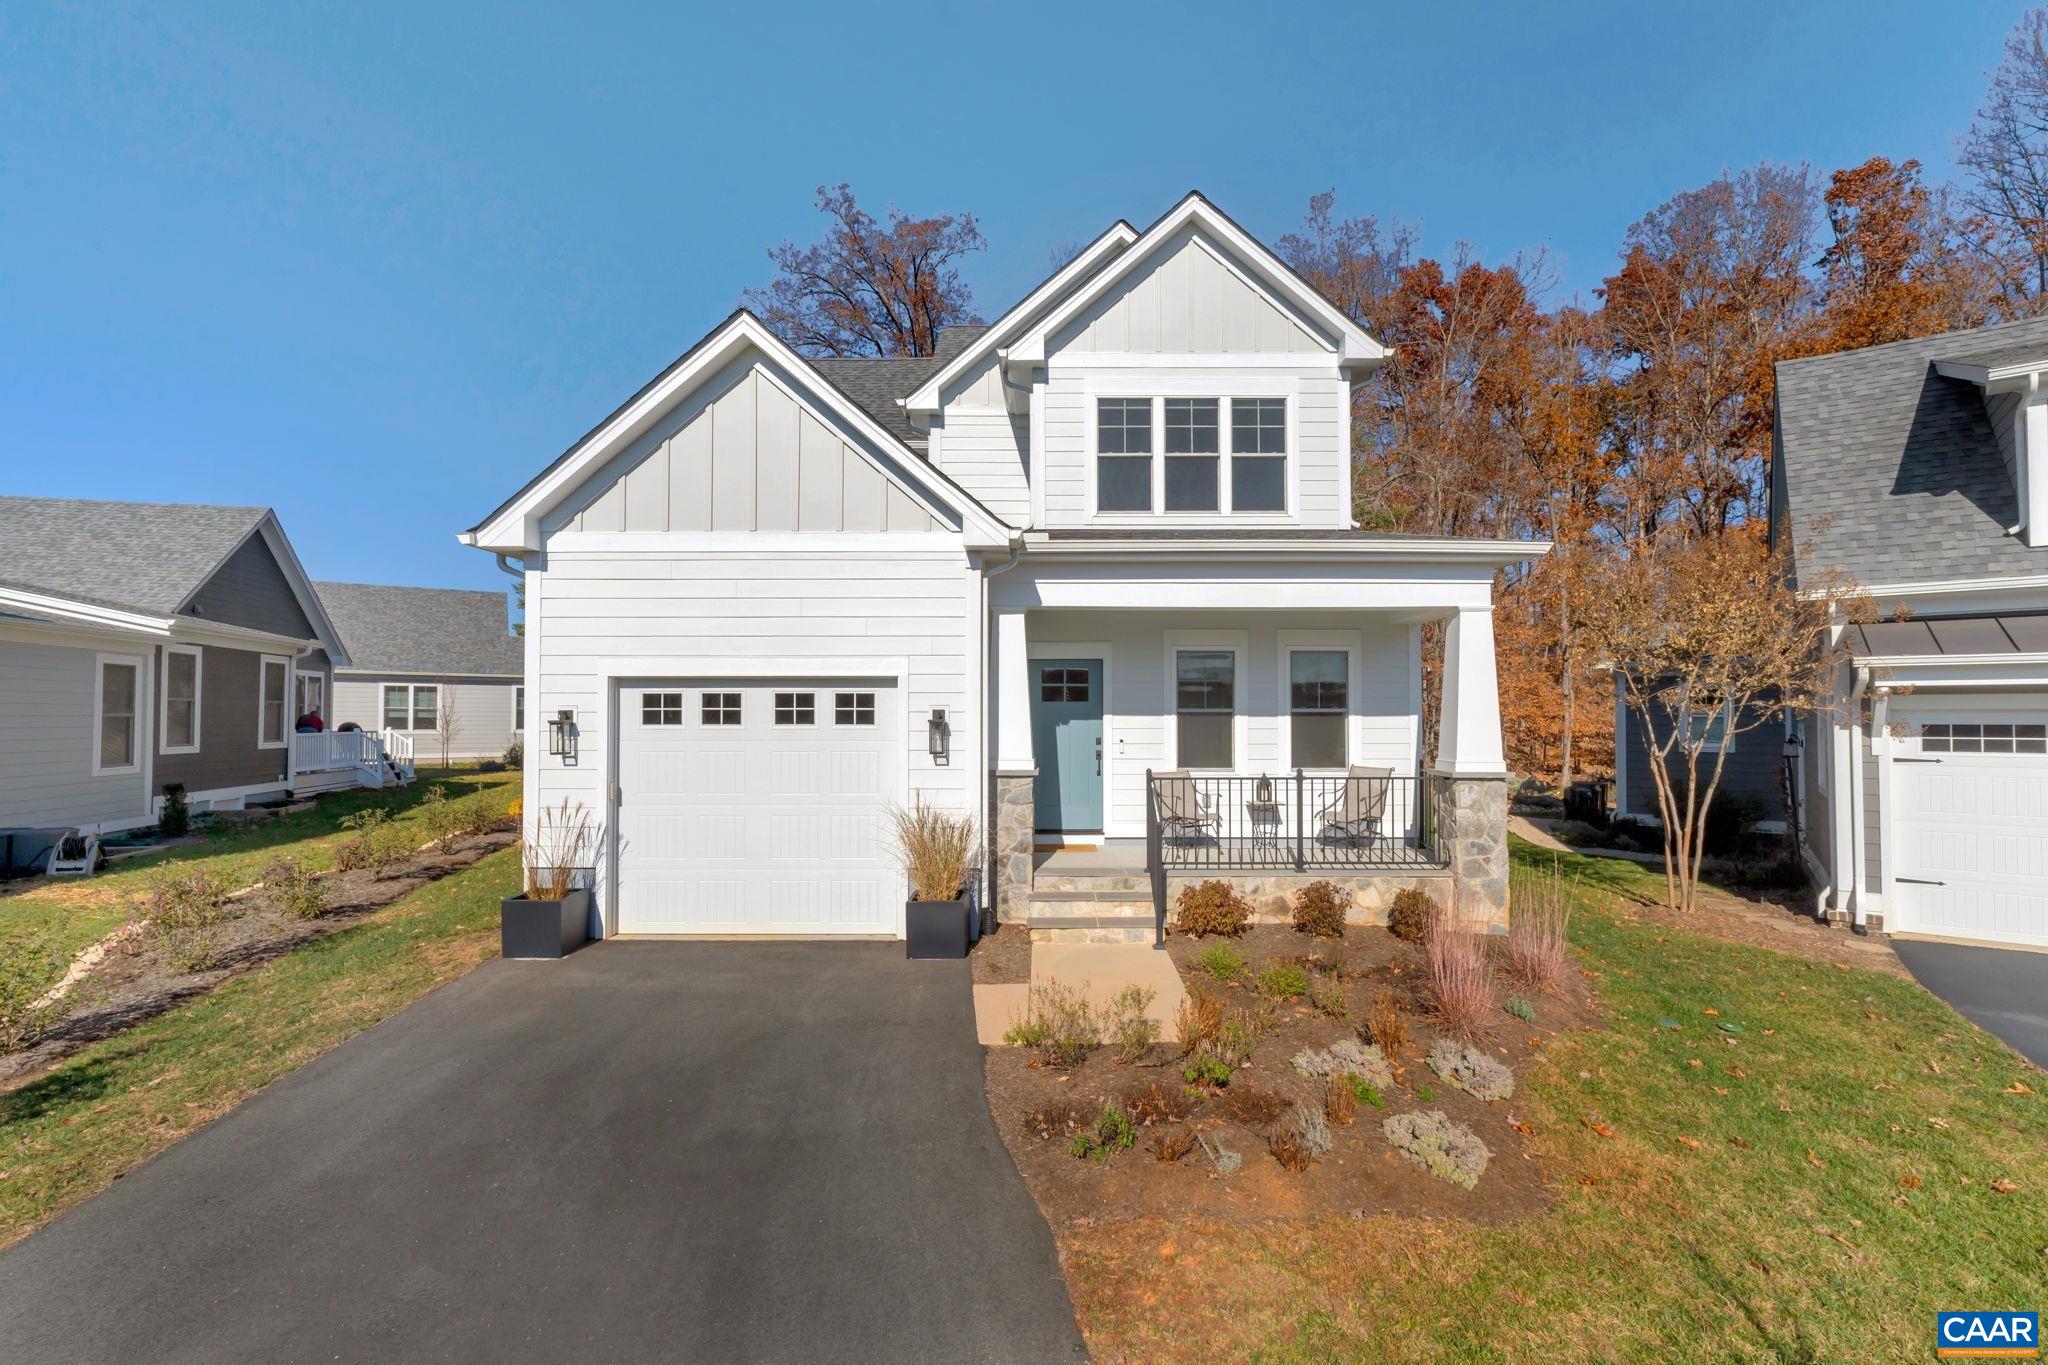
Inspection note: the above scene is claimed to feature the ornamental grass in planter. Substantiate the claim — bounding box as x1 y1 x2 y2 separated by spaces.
891 797 981 960
503 798 595 959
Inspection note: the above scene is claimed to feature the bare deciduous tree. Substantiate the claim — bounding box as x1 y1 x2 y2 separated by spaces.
1959 7 2048 308
745 184 985 357
434 684 460 771
1581 532 1870 912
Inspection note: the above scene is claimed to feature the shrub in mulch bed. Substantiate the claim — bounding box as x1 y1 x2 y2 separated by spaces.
984 921 1577 1225
1428 1039 1515 1101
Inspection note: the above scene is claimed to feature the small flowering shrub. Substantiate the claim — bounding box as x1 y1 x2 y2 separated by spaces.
1066 1105 1136 1161
1107 984 1160 1064
1004 981 1099 1068
1384 1109 1492 1189
262 857 328 921
1427 1039 1516 1101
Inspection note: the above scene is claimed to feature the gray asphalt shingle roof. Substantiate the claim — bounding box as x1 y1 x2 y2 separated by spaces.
314 581 522 677
1776 314 2048 586
1930 336 2048 371
809 325 993 444
0 496 271 616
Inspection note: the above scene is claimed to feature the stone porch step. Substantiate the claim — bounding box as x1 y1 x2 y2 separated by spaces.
1023 894 1159 945
1030 871 1151 895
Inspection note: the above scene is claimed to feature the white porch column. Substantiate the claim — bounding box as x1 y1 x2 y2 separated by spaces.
989 606 1035 922
994 607 1034 772
1435 606 1506 776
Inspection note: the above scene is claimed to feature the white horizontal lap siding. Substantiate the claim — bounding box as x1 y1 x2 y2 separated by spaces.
1040 379 1091 522
331 676 522 761
1028 610 1418 838
1294 378 1350 528
530 544 980 919
0 637 150 829
933 409 1030 522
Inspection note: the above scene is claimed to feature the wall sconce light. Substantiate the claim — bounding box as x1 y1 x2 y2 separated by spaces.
928 708 950 765
547 709 577 759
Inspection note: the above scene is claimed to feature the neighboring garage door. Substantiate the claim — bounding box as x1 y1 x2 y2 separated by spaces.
615 679 902 936
1891 707 2048 948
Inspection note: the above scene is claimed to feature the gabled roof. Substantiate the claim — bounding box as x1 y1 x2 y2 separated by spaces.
1001 192 1389 372
315 581 523 677
461 311 1017 554
811 324 991 442
0 496 346 654
900 221 1140 412
0 496 270 616
1775 314 2048 587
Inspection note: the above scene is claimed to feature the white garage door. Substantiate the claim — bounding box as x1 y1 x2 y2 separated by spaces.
1892 709 2048 948
614 679 903 936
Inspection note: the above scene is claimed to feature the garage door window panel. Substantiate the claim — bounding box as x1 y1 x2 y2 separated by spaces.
834 692 875 725
701 692 741 725
642 692 685 725
1921 722 2048 755
775 692 816 725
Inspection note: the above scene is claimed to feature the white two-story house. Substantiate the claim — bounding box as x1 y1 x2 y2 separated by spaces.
461 193 1544 941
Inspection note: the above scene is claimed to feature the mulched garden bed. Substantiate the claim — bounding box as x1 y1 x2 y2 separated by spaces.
0 824 517 1092
968 920 1033 985
985 922 1595 1227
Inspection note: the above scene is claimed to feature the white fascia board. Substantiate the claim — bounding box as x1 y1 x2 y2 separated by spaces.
1003 194 1390 373
169 617 326 654
1831 570 2048 600
0 585 172 636
902 221 1141 413
0 610 163 652
1933 358 2048 390
464 312 1014 555
1019 534 1548 568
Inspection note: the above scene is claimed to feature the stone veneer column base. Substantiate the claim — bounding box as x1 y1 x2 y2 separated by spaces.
1432 772 1510 932
990 771 1037 923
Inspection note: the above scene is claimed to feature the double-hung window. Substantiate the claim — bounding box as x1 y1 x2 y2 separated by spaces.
1175 650 1235 769
162 646 202 753
1231 398 1287 511
1163 398 1220 511
96 655 142 774
1096 398 1154 512
1680 701 1731 753
380 683 438 732
258 656 289 748
1289 650 1348 768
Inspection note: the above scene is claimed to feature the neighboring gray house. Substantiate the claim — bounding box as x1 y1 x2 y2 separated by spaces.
314 582 524 765
1768 314 2048 949
0 496 371 858
1612 687 1789 832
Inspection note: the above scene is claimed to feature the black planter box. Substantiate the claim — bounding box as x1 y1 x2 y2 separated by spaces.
905 897 969 960
502 888 593 959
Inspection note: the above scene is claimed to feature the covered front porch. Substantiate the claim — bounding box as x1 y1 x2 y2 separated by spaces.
984 537 1519 936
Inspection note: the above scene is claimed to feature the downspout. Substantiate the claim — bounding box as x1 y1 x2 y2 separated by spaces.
1844 665 1871 934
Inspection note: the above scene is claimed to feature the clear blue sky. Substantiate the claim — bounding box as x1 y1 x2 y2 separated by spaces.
0 0 2027 593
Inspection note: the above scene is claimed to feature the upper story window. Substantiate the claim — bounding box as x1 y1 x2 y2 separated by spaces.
1231 398 1287 511
1096 396 1287 516
1096 398 1153 512
1164 399 1220 511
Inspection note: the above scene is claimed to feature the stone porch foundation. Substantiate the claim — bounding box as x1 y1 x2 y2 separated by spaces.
990 771 1036 923
1431 772 1510 931
1165 870 1456 926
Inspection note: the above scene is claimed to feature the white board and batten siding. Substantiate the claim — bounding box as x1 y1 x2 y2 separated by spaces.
526 342 983 937
1034 227 1353 531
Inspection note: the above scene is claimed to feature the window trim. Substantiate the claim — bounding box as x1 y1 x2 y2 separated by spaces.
93 652 146 776
159 644 204 756
410 683 440 734
378 681 441 733
700 691 741 726
773 691 817 726
640 691 685 726
295 671 324 722
1280 635 1360 772
257 655 290 750
513 684 524 734
1087 389 1294 521
1164 632 1246 773
834 691 877 726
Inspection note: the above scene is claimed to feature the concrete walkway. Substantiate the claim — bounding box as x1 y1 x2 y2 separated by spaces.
0 942 1086 1363
974 942 1190 1046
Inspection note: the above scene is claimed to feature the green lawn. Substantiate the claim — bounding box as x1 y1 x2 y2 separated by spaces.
1061 839 2048 1362
0 846 518 1248
0 770 519 964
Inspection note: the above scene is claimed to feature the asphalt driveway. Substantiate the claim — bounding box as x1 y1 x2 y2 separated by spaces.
0 942 1085 1363
1895 938 2048 1069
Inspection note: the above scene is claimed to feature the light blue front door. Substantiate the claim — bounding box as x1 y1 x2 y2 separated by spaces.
1033 658 1103 832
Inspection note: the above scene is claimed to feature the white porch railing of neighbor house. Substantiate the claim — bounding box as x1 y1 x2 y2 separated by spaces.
293 729 378 772
1145 769 1445 872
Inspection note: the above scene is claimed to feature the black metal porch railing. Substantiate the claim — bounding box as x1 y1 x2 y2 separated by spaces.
1145 769 1443 871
